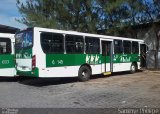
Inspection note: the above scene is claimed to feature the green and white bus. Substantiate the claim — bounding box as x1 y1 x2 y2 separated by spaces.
15 27 145 81
0 33 15 77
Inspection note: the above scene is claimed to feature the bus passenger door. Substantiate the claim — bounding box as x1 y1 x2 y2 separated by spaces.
101 40 113 74
140 44 147 68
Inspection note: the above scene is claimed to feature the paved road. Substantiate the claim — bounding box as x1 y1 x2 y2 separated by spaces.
0 71 160 113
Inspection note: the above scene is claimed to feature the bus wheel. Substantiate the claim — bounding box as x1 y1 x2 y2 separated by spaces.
130 63 137 73
78 66 91 82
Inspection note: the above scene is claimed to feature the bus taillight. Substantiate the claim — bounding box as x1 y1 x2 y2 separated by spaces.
32 55 36 70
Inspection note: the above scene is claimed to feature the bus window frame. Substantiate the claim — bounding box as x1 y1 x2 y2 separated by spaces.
40 32 64 54
85 36 100 54
65 34 84 54
114 40 123 54
123 40 131 54
132 41 139 54
0 37 12 54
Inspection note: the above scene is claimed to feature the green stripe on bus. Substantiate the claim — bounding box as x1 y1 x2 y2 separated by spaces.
0 54 15 68
46 54 103 67
46 54 140 67
113 54 140 63
16 48 32 59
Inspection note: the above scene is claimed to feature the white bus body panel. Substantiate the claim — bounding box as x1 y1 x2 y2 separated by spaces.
16 59 32 71
0 33 15 77
113 62 140 72
0 68 15 77
38 64 102 78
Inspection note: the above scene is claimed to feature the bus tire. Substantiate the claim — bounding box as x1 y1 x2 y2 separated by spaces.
130 63 137 73
78 66 91 82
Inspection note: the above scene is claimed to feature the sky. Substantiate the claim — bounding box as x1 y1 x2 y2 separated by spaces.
0 0 26 29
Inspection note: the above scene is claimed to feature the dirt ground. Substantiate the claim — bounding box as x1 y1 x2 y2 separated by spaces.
0 70 160 113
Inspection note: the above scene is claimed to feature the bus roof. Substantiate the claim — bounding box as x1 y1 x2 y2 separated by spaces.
27 27 144 42
0 33 14 39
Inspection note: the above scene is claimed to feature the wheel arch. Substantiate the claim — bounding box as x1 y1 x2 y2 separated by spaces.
79 63 92 74
132 61 138 69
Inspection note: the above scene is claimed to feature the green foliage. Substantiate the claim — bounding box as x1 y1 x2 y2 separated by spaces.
16 0 57 28
17 0 160 34
16 0 99 33
17 0 160 68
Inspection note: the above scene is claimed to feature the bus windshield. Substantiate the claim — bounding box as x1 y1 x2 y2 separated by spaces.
15 30 33 49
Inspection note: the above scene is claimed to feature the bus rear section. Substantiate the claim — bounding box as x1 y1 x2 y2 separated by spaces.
0 33 15 77
15 29 38 77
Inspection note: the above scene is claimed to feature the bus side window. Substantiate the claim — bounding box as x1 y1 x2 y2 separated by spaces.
40 32 64 54
41 33 53 53
114 40 123 54
65 35 84 54
132 41 139 54
0 38 11 54
123 41 131 54
85 37 100 54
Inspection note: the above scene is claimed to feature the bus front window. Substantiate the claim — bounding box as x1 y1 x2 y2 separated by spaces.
15 31 33 49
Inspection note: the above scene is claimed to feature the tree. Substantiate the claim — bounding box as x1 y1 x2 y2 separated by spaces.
56 0 99 33
17 0 160 68
136 0 160 69
16 0 100 33
98 0 160 69
98 0 147 36
16 0 58 28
